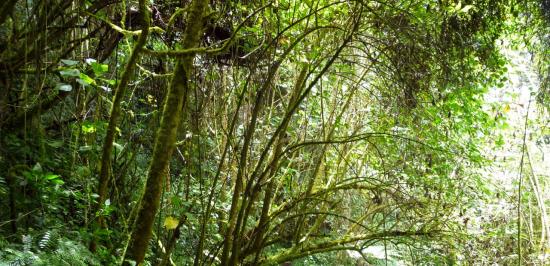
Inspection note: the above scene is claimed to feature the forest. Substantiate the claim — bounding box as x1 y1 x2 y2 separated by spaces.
0 0 549 265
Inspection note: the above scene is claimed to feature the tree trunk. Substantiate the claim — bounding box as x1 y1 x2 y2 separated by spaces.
122 0 208 264
96 0 150 227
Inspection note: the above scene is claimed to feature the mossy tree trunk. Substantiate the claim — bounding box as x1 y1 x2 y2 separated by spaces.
122 0 208 264
96 0 150 227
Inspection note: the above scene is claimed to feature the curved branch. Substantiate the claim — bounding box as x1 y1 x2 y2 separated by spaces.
282 132 445 156
142 2 273 57
260 230 437 265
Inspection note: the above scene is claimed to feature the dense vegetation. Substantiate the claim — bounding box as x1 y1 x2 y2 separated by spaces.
0 0 548 265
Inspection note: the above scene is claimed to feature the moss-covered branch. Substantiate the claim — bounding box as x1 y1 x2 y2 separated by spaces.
96 0 151 229
87 11 164 36
260 230 436 265
122 0 208 264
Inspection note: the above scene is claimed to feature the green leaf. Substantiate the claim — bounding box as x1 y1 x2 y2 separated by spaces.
91 62 108 75
79 145 92 152
61 59 79 66
47 140 64 147
53 179 64 185
101 78 116 86
45 174 60 180
77 73 95 86
59 69 80 77
82 123 96 133
55 83 73 92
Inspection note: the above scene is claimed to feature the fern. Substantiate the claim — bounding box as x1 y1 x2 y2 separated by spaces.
37 230 59 252
22 235 32 253
36 238 100 266
0 234 100 266
0 248 38 266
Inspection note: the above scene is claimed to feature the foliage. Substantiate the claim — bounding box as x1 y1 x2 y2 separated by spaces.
0 232 100 266
0 0 548 265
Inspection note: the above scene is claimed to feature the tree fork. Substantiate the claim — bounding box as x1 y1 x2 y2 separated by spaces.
249 64 308 264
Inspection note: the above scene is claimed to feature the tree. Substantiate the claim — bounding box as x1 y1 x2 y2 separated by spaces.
122 0 208 264
1 0 548 265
